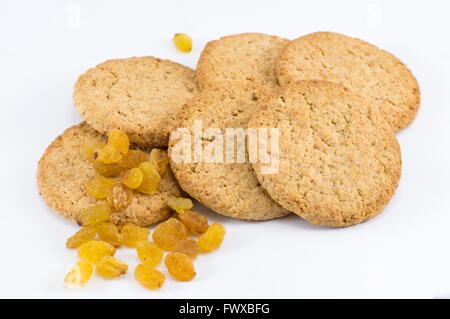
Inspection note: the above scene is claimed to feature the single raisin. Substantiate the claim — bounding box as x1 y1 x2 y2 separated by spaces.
197 223 226 253
165 252 196 281
119 150 148 170
173 33 192 53
149 149 169 175
178 210 208 233
96 222 122 248
108 128 129 156
136 241 164 267
97 144 123 164
78 203 111 226
135 263 165 290
121 223 150 248
121 168 144 189
85 176 115 199
107 183 133 211
96 256 128 279
136 162 161 195
64 260 94 288
77 240 115 264
173 239 199 260
152 218 189 251
66 227 97 249
167 197 193 213
93 159 124 177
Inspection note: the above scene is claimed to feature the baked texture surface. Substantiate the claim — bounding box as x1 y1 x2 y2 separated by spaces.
276 32 420 132
248 80 402 227
37 122 182 226
73 57 199 147
196 33 289 89
168 83 289 220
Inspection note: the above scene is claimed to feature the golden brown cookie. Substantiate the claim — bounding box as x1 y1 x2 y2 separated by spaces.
73 57 199 147
276 32 420 132
248 80 402 227
196 33 289 89
168 83 289 220
37 122 182 226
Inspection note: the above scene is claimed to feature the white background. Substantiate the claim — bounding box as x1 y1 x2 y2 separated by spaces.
1 0 449 299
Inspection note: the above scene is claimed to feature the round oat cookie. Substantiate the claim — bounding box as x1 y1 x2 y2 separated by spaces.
168 83 289 220
73 57 199 147
276 32 420 132
37 122 182 227
196 33 289 89
248 80 402 227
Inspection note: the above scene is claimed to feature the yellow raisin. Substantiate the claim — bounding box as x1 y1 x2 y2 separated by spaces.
66 227 97 249
167 197 193 213
85 176 115 199
173 239 199 260
78 240 115 264
108 128 129 156
150 149 169 176
93 159 124 177
81 141 106 162
197 223 226 253
178 210 208 233
152 218 189 251
136 241 164 266
135 263 165 290
78 203 111 226
165 252 196 281
106 183 133 211
96 222 122 248
97 144 123 164
119 149 148 170
121 223 150 248
96 256 128 279
173 33 192 53
136 162 161 195
64 260 94 288
121 168 144 189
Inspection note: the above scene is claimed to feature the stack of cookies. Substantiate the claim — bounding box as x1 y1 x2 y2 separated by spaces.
38 31 420 228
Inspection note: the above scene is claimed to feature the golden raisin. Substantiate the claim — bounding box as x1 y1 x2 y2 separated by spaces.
93 159 124 177
119 150 148 170
168 197 193 213
96 256 128 279
78 203 111 226
165 252 196 281
106 183 133 211
108 128 129 156
178 210 208 233
150 149 169 176
152 218 189 251
121 168 144 189
66 227 97 249
81 141 106 162
96 222 122 248
135 263 165 290
78 240 115 264
173 33 192 53
173 239 199 260
121 223 150 248
64 260 94 288
136 241 164 267
97 144 123 164
136 162 161 195
197 223 226 253
85 176 115 199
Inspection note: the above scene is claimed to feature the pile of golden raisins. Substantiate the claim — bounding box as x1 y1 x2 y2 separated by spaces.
64 129 226 290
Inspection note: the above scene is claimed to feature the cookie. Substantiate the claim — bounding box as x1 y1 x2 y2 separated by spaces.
73 57 199 147
37 122 182 226
168 83 289 220
248 80 402 227
276 32 420 132
196 33 289 89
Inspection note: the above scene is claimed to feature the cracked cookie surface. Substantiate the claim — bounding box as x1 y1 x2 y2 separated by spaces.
73 57 199 147
276 32 420 132
168 83 289 221
37 122 182 226
248 80 402 227
196 33 289 89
